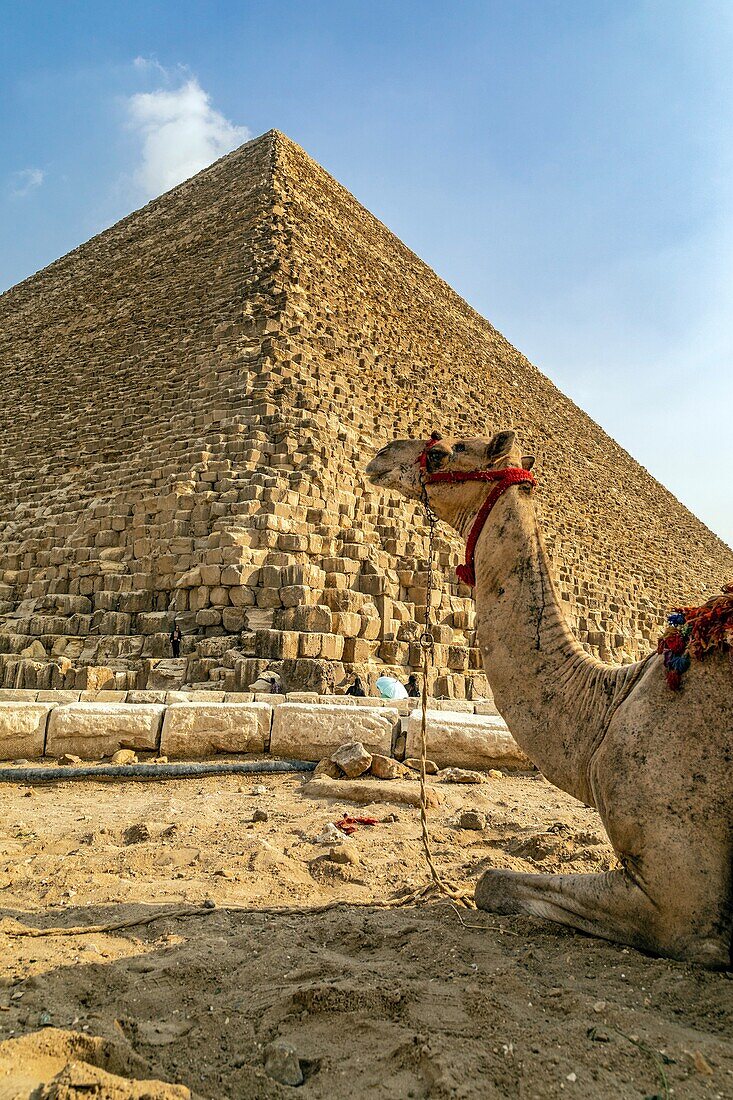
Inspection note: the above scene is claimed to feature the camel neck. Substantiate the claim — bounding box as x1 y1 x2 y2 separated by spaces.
470 490 648 806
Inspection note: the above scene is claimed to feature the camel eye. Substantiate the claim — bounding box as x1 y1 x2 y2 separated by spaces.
454 443 465 453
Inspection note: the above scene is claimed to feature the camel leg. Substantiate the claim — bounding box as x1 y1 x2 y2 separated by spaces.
475 867 731 967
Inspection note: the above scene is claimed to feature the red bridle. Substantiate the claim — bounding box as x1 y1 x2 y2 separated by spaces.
418 436 536 587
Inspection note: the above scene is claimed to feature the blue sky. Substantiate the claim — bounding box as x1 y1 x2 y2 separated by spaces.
2 1 731 546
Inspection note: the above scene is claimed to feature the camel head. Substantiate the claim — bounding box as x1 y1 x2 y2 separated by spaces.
366 429 535 531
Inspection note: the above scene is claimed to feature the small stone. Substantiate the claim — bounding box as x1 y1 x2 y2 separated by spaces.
13 759 29 766
488 769 504 780
369 754 409 780
203 898 217 909
439 767 485 784
253 808 269 822
592 1001 606 1013
458 810 486 831
331 740 372 778
691 1050 714 1076
58 754 81 766
124 822 151 844
315 822 347 845
313 758 342 779
264 1039 303 1087
327 845 360 866
153 755 168 765
110 749 138 765
566 1072 577 1083
253 784 268 795
404 757 438 774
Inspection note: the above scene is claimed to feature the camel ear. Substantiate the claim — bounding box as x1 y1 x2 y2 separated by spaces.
521 454 535 471
485 430 516 462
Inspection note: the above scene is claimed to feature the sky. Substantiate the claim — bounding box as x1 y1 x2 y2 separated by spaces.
1 0 731 546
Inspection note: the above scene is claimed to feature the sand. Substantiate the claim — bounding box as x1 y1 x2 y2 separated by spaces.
0 765 731 1098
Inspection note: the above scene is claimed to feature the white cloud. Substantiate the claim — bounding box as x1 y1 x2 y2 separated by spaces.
10 168 44 198
126 77 249 200
132 55 169 79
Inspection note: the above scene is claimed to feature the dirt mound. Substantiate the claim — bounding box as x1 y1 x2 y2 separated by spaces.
0 1028 190 1099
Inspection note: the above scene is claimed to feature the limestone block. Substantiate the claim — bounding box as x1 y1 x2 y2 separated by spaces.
46 703 165 758
298 633 321 658
255 629 299 659
331 740 372 777
473 700 499 716
160 701 271 757
127 690 168 704
79 690 128 702
230 585 256 607
302 775 444 809
270 703 397 761
433 699 474 712
0 702 53 760
278 604 332 633
405 710 530 770
222 606 247 632
165 691 226 702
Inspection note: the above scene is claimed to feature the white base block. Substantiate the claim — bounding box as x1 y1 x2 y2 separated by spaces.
405 710 530 770
46 703 165 758
270 703 397 762
160 702 271 758
0 702 54 760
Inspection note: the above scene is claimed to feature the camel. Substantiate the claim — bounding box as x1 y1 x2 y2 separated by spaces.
366 430 733 968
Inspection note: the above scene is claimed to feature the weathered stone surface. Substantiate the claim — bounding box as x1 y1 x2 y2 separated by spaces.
302 775 444 808
270 703 396 761
439 767 487 784
0 702 52 760
110 748 138 764
458 809 487 830
406 710 531 770
46 703 164 758
160 702 270 758
0 1028 191 1099
264 1040 303 1087
331 740 372 777
313 758 342 779
369 753 411 780
403 756 439 774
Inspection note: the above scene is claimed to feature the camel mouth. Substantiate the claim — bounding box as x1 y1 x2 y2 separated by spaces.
365 454 391 484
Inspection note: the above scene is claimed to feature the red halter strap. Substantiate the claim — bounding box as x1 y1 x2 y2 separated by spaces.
417 431 444 469
423 466 536 587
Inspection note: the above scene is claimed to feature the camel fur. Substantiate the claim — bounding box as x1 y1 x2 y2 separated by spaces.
366 430 732 968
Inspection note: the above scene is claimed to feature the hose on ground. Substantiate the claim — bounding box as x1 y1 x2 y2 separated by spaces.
0 759 316 783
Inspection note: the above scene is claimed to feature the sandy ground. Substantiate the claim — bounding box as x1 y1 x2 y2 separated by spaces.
0 764 731 1098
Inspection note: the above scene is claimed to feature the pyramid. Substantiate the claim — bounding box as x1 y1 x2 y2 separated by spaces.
0 130 730 697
